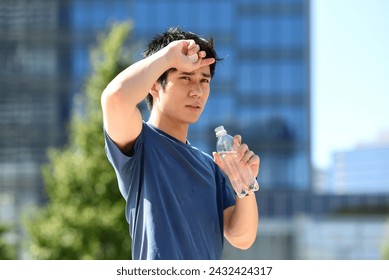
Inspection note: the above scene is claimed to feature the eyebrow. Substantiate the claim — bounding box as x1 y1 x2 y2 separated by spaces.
180 71 212 78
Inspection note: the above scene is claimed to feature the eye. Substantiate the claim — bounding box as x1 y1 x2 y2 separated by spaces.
201 79 210 83
180 76 190 81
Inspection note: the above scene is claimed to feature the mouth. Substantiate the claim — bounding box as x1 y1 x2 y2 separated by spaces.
185 104 202 110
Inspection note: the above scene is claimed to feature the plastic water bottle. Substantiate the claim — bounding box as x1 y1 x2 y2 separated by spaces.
215 126 259 198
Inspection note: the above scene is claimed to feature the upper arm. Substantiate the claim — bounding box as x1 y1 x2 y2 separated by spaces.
101 88 143 155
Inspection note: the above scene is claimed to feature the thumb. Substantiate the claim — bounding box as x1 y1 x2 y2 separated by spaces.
213 152 223 167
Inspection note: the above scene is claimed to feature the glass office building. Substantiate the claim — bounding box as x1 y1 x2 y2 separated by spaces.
0 0 310 220
0 0 67 221
329 143 389 194
61 0 312 192
0 0 132 219
128 0 311 191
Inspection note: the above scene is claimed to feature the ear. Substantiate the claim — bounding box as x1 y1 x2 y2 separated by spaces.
150 82 161 98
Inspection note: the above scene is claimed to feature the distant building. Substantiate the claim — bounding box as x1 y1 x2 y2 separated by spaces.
0 0 68 226
0 0 310 219
312 166 330 193
126 0 312 191
223 216 389 260
329 132 389 194
294 216 389 259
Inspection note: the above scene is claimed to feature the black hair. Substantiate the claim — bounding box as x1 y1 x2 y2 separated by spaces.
142 27 221 110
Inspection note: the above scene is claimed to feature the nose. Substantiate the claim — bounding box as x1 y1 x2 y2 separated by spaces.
189 82 203 98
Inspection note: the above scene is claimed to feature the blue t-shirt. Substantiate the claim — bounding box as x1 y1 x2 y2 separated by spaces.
104 122 236 260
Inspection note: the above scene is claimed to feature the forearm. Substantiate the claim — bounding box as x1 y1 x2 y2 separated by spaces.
101 45 174 151
103 47 172 105
225 194 258 249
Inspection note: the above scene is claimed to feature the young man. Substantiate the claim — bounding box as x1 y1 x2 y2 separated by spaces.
101 27 259 260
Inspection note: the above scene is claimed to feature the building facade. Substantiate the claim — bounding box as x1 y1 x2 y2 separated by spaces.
128 0 311 191
1 0 67 225
0 0 310 221
223 216 389 259
329 142 389 194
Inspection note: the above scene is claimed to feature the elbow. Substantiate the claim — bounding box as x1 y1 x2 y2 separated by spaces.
101 84 127 110
102 83 122 101
231 236 256 250
226 230 257 250
241 238 256 250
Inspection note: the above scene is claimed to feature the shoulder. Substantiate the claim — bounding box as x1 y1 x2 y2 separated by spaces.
188 145 221 174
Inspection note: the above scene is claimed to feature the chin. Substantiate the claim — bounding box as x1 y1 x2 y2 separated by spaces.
179 110 203 124
185 116 201 124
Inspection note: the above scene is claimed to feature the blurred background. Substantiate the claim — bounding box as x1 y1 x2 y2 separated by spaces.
1 0 389 259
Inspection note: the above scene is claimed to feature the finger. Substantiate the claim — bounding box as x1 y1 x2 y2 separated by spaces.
248 154 260 167
199 57 215 67
187 39 196 50
240 150 255 165
233 135 242 145
197 50 206 58
236 143 249 160
187 53 198 62
187 44 200 55
186 41 200 62
248 155 260 177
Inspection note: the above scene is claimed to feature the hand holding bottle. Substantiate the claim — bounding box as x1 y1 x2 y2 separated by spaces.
213 126 260 198
231 135 260 178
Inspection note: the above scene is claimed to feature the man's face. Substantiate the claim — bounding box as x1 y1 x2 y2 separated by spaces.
152 66 211 124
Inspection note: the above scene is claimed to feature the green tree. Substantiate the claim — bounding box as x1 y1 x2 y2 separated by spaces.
383 246 389 259
25 22 133 259
0 224 16 259
383 222 389 259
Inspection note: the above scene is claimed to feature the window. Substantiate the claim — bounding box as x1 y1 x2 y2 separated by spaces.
276 60 307 93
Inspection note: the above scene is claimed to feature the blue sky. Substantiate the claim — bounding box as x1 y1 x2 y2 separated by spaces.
311 0 389 169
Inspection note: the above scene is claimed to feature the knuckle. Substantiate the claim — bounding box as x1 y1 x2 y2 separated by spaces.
255 155 260 164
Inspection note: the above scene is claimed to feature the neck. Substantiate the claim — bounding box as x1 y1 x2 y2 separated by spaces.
148 110 189 144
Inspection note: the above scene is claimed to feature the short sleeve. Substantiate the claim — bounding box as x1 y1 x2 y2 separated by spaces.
216 166 236 210
104 127 143 175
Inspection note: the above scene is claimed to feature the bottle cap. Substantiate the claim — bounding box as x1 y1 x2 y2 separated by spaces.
215 126 226 137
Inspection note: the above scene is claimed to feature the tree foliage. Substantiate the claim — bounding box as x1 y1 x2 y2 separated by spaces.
0 224 16 259
383 221 389 260
25 22 133 259
383 246 389 259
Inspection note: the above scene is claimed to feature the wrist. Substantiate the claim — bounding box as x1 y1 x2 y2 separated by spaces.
235 191 254 198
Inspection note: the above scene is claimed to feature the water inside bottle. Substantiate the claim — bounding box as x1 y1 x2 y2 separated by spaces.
219 151 249 197
219 151 259 196
219 151 237 158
